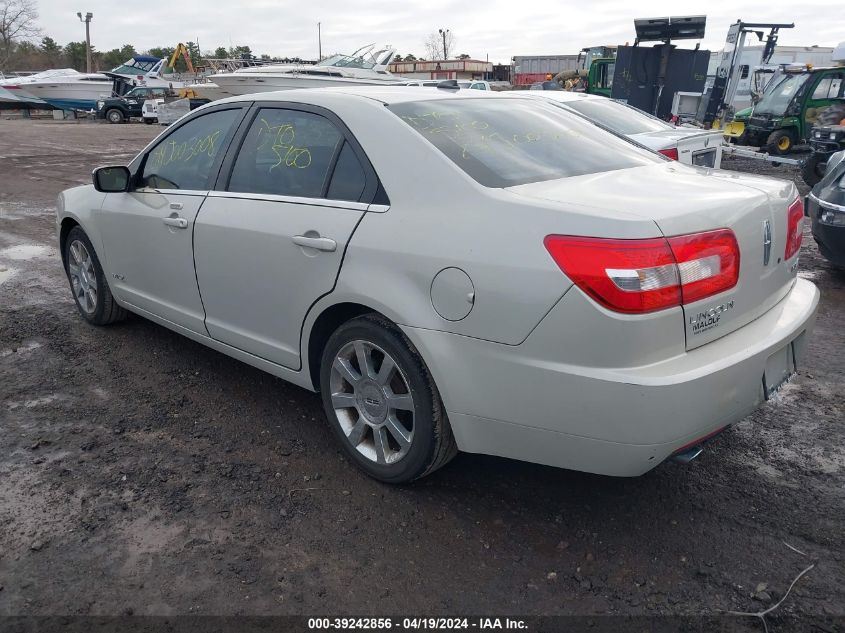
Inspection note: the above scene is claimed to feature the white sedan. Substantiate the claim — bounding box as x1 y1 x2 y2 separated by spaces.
57 87 817 483
524 91 724 168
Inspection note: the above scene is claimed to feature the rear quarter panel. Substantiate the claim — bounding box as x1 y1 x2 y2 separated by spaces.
319 95 663 346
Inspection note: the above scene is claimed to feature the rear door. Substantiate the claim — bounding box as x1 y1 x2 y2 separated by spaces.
98 106 245 332
193 104 378 369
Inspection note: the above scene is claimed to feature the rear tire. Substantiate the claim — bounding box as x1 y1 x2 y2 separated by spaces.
802 153 827 187
64 226 126 326
319 314 457 484
105 108 124 124
766 129 794 155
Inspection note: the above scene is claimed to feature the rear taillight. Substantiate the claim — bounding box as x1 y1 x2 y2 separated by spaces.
658 147 679 161
667 230 740 304
544 229 740 314
785 197 804 260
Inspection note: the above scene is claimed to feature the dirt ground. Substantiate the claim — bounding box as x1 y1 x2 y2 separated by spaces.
0 118 843 627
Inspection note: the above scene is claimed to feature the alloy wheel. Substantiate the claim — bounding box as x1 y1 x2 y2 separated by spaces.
68 239 98 314
329 340 415 465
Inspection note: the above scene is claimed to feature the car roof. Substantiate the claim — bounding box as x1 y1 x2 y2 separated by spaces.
214 86 519 107
521 91 604 103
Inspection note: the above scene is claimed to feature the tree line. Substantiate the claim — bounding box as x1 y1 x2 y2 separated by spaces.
1 0 474 74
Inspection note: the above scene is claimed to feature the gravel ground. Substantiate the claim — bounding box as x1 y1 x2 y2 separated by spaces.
0 119 843 627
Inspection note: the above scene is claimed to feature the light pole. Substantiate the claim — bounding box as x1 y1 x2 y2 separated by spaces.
76 12 93 73
438 28 449 60
318 22 322 60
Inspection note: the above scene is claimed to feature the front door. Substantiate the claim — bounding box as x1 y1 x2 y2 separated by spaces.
194 106 375 369
98 107 244 333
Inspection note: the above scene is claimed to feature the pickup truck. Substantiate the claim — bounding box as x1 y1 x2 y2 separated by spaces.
96 87 210 124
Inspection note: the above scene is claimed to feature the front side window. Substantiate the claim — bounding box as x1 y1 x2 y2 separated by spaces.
141 109 240 190
228 108 343 198
389 98 660 188
812 78 834 100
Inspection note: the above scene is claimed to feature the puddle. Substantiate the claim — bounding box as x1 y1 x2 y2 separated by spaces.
0 244 51 260
6 393 67 410
0 202 53 220
0 266 18 285
0 340 42 358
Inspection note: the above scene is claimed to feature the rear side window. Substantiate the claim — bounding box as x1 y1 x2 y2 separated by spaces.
327 142 367 201
389 98 660 187
563 98 673 135
142 109 240 190
228 108 342 198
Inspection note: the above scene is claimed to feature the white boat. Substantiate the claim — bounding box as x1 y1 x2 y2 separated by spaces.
193 44 401 100
4 69 111 110
0 56 184 110
102 55 185 96
0 69 79 105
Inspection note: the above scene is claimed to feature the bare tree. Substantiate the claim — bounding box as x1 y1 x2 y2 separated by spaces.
0 0 40 68
423 29 455 61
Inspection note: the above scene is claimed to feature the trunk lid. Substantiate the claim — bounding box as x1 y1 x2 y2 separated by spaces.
507 163 800 349
630 129 724 168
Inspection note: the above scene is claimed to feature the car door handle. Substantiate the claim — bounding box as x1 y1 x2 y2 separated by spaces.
162 216 188 229
292 235 337 252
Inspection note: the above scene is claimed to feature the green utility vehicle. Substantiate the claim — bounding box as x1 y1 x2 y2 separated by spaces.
742 65 845 155
552 46 616 97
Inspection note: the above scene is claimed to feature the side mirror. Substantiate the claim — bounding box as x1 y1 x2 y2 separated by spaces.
93 166 131 193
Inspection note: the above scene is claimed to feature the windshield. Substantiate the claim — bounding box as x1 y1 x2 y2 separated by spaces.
389 98 661 188
319 54 376 70
561 99 673 135
755 72 809 115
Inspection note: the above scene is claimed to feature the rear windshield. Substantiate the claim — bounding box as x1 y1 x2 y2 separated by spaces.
389 98 660 187
562 98 673 135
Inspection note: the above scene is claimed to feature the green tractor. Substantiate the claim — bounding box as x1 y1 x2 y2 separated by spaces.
740 64 845 155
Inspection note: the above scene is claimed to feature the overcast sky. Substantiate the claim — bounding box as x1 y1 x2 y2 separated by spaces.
35 0 841 64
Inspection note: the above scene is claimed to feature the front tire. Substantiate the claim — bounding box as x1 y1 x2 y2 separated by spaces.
64 226 126 325
105 108 124 124
319 314 457 483
766 129 794 155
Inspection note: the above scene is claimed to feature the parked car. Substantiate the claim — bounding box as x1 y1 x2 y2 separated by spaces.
526 91 724 168
402 79 490 90
807 150 845 267
58 88 818 483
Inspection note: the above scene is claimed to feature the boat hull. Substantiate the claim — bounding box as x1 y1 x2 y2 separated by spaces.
21 80 112 110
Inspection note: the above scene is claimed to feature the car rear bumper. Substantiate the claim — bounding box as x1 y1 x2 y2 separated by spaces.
402 278 819 476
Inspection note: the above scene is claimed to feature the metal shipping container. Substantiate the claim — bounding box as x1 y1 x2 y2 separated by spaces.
512 55 579 77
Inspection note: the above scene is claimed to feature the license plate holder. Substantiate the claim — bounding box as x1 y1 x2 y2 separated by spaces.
692 148 717 167
763 341 796 399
